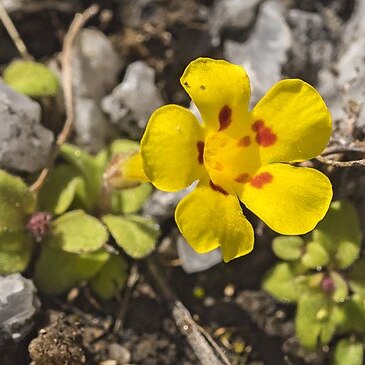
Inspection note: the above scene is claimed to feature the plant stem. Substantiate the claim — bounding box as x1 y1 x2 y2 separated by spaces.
30 4 99 193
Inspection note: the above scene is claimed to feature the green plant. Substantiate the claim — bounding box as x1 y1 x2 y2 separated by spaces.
0 139 159 300
263 200 365 363
3 60 60 97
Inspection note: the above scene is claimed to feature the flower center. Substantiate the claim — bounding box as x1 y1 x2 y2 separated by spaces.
203 131 261 194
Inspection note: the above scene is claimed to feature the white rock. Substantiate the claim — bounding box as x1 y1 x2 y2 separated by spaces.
0 274 40 344
0 80 53 172
69 28 121 149
318 0 365 127
75 97 114 152
73 28 121 100
224 0 291 104
177 236 222 274
209 0 261 45
101 61 163 138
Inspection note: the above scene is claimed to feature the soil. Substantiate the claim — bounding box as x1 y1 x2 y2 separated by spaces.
0 0 361 364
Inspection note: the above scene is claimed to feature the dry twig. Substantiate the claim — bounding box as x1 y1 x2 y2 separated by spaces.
0 0 32 60
30 4 99 193
113 263 140 334
316 155 365 168
147 256 230 365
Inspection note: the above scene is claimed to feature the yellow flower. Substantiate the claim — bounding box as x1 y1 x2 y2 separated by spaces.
140 58 333 262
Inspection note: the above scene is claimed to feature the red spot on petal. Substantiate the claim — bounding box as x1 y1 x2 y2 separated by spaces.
197 141 204 164
250 172 273 189
252 120 277 147
209 180 228 195
234 173 250 183
237 135 251 147
218 105 232 131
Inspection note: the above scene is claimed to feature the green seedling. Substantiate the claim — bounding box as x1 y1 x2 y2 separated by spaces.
263 200 365 364
0 139 159 300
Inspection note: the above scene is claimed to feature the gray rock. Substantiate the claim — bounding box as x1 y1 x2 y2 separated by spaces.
0 80 53 172
209 0 261 45
318 0 365 128
70 28 121 150
73 29 121 101
143 190 188 223
0 274 40 345
177 236 222 274
107 343 131 365
286 9 334 83
75 97 114 152
224 0 291 104
101 61 163 139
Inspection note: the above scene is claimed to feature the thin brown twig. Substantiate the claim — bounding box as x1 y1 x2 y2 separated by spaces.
316 155 365 168
30 4 99 193
0 0 33 60
321 145 365 156
113 263 139 334
147 256 230 365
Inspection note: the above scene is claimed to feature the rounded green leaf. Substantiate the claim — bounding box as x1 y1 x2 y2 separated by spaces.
262 262 304 302
37 165 83 215
272 236 304 260
330 271 349 303
103 214 159 258
35 246 109 294
338 294 365 333
89 254 128 300
0 231 33 274
4 60 60 97
296 293 339 349
312 201 362 269
0 169 35 232
110 184 152 214
302 241 330 269
48 210 108 253
332 339 363 365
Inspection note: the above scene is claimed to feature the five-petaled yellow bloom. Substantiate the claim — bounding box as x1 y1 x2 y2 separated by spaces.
140 58 333 262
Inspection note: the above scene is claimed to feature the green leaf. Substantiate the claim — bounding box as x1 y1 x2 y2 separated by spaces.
0 231 33 274
103 214 159 258
110 184 152 214
302 241 330 269
296 293 340 349
0 169 35 232
37 164 83 215
338 294 365 333
330 272 349 303
312 201 362 269
332 338 363 365
60 144 103 210
4 60 60 97
47 210 108 253
272 236 304 261
35 246 109 294
262 262 307 302
89 254 128 300
347 259 365 297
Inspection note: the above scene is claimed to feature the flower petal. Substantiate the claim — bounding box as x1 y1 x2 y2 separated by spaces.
141 105 207 191
237 164 332 235
252 79 332 163
175 185 254 262
180 58 251 133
